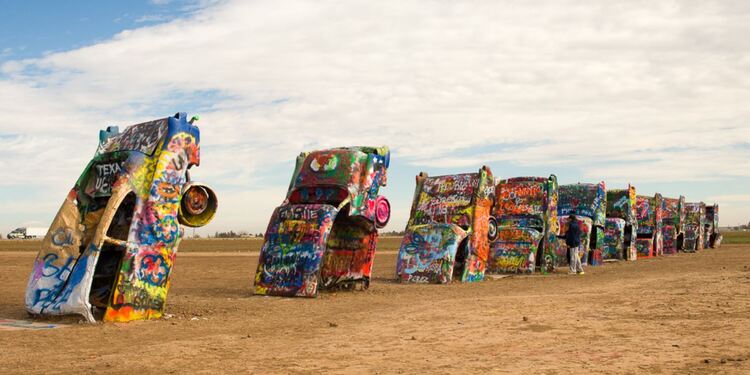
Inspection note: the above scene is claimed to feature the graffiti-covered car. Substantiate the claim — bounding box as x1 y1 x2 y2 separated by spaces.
704 204 722 249
661 196 685 255
488 175 560 274
26 113 217 323
683 202 705 252
604 185 638 261
254 146 390 297
396 167 495 283
557 182 607 266
635 194 663 258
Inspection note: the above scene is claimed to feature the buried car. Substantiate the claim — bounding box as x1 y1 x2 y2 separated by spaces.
254 146 390 297
396 167 495 283
557 182 607 266
604 185 638 261
25 113 217 323
635 194 664 258
683 202 705 252
704 204 722 249
661 196 686 255
488 175 560 274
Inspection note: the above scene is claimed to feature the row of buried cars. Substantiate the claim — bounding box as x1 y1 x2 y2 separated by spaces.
23 114 722 323
396 171 722 284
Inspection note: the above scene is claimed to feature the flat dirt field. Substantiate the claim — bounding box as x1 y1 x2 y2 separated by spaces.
1 240 749 374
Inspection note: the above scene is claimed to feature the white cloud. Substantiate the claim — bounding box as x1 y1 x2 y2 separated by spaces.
135 14 169 23
707 194 750 203
1 0 749 232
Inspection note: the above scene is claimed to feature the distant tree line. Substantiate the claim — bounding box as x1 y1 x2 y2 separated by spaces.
202 229 404 238
727 222 750 231
210 231 264 238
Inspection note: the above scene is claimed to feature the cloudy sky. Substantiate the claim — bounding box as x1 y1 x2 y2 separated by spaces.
1 0 749 235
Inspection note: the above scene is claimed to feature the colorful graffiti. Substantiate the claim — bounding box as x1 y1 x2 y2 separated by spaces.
396 224 466 283
636 194 663 234
558 182 606 266
489 227 541 273
559 216 594 265
635 238 654 258
704 204 721 249
320 214 378 288
255 146 390 297
605 186 638 261
683 202 705 252
661 196 685 254
606 187 637 222
635 194 663 258
397 167 494 283
25 113 216 323
603 218 626 260
411 173 479 227
489 175 559 273
661 197 686 229
558 182 606 226
254 205 337 296
662 225 678 255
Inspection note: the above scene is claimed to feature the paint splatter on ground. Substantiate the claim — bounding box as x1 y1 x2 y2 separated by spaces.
0 319 66 331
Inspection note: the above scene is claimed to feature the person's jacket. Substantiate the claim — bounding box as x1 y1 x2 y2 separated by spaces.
565 221 582 247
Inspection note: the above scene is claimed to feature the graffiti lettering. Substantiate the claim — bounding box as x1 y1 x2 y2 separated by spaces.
99 118 167 155
493 256 528 271
111 280 165 312
50 227 73 247
255 204 339 297
30 253 87 313
93 161 124 196
406 275 430 283
397 225 461 283
278 206 321 221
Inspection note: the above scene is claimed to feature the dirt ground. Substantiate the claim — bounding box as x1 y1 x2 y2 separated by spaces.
1 242 749 374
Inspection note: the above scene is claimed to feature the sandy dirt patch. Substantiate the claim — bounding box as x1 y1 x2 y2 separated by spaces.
1 244 748 373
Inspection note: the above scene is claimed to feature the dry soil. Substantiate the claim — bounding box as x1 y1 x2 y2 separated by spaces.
1 241 749 374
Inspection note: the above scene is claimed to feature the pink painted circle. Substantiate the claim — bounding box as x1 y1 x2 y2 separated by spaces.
375 196 391 228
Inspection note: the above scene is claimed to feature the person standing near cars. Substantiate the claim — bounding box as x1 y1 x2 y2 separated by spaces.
562 214 584 275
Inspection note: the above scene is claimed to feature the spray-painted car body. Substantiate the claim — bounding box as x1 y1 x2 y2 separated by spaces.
661 196 685 255
635 194 663 258
704 204 721 249
683 202 705 252
604 185 638 261
488 175 560 274
25 113 217 323
254 146 390 297
396 167 495 284
557 182 606 266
